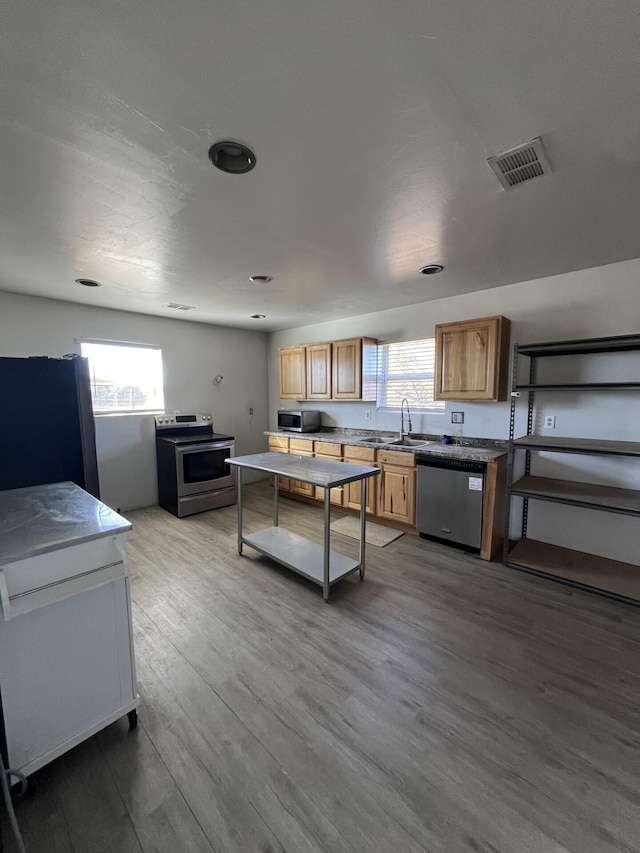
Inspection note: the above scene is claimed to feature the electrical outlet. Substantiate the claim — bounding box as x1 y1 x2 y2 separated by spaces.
451 412 464 424
544 415 556 429
364 410 371 421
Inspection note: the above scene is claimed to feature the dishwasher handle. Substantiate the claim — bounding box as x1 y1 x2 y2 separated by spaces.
416 455 486 475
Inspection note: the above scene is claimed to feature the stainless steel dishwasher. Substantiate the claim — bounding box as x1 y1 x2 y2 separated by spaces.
416 455 486 552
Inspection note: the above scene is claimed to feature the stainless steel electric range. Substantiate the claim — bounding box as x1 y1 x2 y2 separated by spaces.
155 413 236 517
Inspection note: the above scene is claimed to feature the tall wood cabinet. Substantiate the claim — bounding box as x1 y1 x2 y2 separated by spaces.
306 343 332 400
504 333 640 604
279 346 307 399
435 315 510 402
332 338 377 401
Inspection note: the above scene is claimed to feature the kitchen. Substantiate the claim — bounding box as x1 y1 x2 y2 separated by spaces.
2 1 640 851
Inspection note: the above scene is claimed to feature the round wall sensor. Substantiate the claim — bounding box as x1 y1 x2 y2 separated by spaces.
419 264 444 275
249 275 273 283
250 314 266 319
75 278 102 287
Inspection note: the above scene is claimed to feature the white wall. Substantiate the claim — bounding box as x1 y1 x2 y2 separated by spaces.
0 292 270 511
268 257 640 563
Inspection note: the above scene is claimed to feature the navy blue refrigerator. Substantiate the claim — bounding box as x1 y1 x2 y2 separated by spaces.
0 356 100 498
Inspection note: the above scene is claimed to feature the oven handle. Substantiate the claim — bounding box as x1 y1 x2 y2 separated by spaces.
175 441 235 455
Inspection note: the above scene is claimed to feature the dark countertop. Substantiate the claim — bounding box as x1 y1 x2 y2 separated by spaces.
0 481 132 566
265 430 507 462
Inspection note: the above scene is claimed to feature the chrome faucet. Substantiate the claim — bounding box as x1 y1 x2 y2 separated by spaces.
400 398 412 440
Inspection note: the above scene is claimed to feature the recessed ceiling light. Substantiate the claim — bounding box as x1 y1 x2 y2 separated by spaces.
250 314 266 319
249 275 273 283
208 141 256 174
75 278 102 287
419 264 444 275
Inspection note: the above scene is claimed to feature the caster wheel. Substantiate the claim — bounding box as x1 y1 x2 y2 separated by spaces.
127 709 138 730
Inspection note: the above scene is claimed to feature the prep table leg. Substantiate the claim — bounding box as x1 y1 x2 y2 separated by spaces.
237 469 243 554
359 478 367 579
273 475 279 526
323 489 331 601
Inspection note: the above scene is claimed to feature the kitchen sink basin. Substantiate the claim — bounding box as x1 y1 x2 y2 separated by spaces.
388 438 436 448
359 437 392 445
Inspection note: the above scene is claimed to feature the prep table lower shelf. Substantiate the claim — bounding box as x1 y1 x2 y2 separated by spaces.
228 452 380 600
241 527 361 586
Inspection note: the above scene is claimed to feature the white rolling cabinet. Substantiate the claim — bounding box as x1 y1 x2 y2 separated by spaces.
0 483 139 777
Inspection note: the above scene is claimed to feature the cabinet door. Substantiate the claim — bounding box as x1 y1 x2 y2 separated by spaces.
268 437 290 491
306 343 332 400
435 316 510 402
332 339 362 400
279 346 307 399
345 472 378 513
378 464 416 525
289 442 314 497
344 446 378 512
313 442 343 502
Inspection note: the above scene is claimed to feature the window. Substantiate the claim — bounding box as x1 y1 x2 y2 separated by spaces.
377 338 445 412
80 340 165 414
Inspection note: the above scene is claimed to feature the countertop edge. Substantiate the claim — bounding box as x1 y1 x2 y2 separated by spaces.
1 522 133 567
264 431 507 462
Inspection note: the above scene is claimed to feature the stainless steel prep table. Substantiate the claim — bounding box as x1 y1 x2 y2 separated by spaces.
228 452 380 600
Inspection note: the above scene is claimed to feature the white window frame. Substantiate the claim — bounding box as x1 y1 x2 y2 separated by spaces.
80 339 165 415
376 337 445 414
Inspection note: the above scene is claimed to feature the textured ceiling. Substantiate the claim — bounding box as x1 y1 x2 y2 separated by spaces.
1 0 640 330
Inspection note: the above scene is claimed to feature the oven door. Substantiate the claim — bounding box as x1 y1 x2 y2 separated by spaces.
175 441 235 497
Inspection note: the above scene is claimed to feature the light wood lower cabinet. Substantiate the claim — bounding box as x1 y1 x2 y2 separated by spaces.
343 445 378 514
266 435 504 559
313 441 344 505
377 450 416 526
289 438 314 497
268 436 290 491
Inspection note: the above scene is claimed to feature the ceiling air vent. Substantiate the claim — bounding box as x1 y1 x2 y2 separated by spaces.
488 137 551 190
164 302 195 311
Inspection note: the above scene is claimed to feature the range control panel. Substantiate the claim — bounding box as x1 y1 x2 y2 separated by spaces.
154 413 213 429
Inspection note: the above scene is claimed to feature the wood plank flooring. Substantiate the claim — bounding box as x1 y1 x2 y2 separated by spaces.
2 481 639 852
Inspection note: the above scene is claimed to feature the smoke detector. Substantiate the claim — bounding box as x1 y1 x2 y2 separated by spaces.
488 137 552 190
164 302 195 311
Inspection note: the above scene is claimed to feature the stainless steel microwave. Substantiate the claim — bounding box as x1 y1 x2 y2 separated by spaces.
277 410 321 432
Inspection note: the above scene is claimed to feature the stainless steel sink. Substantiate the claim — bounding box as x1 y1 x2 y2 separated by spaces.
359 437 391 445
388 438 436 448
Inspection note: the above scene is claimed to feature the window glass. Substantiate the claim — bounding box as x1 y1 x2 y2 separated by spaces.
377 338 445 412
80 341 164 414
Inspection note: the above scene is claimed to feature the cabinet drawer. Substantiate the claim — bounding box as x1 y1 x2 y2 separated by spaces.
289 438 314 453
344 445 377 463
1 534 128 620
268 436 290 452
378 450 416 467
313 441 342 456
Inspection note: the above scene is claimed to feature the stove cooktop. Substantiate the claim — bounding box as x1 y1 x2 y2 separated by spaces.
157 432 234 446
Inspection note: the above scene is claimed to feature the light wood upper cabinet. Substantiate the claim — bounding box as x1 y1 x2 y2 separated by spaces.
279 346 306 399
331 337 377 401
279 337 377 400
434 315 511 402
306 343 332 400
